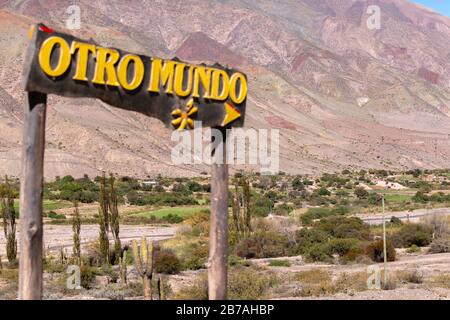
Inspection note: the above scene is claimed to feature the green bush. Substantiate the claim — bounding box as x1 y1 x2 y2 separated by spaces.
304 243 333 262
300 206 348 225
294 228 329 255
236 231 288 259
268 259 291 267
273 204 294 216
47 211 66 220
228 267 279 300
365 240 396 262
154 249 181 274
80 265 98 289
392 223 433 248
181 244 208 270
313 216 371 240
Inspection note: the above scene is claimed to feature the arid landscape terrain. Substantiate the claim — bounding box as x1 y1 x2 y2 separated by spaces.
1 0 450 301
0 0 450 178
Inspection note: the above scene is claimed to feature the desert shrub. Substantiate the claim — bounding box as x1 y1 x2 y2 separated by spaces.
300 206 348 225
173 267 278 300
294 228 329 255
428 274 450 289
80 265 98 289
293 269 335 296
228 267 279 300
127 191 197 206
354 187 369 199
406 244 421 253
382 277 397 290
327 238 360 257
250 195 274 217
365 240 396 262
163 214 183 224
236 231 288 259
154 248 181 275
268 259 291 267
303 238 363 263
273 204 294 216
422 214 449 238
429 238 450 253
392 223 433 248
390 216 403 225
313 216 371 240
183 211 210 236
304 243 333 262
47 211 66 219
400 270 423 284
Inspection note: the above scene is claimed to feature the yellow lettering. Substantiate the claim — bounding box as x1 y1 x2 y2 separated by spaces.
38 36 71 77
229 72 247 104
192 67 212 99
210 69 229 101
117 54 144 91
70 41 96 81
173 63 194 97
92 47 120 86
148 58 175 94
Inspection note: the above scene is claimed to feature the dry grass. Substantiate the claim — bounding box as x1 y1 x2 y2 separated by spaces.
291 269 368 297
427 273 450 289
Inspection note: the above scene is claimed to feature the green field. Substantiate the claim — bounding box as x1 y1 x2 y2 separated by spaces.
13 199 73 211
383 194 413 202
130 206 208 218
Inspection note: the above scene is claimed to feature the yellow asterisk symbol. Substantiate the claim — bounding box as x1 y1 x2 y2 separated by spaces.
171 98 198 130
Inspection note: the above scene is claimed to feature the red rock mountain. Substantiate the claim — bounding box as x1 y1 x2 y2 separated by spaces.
0 0 449 178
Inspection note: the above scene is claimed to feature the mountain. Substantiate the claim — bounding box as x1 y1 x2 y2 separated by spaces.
0 0 449 178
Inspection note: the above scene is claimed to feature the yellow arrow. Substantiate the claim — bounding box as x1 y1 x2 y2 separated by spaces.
222 102 241 126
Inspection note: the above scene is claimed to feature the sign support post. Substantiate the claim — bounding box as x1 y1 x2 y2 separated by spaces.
18 91 47 300
208 127 228 300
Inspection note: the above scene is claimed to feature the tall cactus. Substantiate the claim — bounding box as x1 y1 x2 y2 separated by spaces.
98 173 110 264
119 249 127 285
132 237 154 300
72 201 81 264
1 175 17 263
108 175 121 263
158 274 166 300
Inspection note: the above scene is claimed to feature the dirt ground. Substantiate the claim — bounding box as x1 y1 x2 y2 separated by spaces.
0 223 176 257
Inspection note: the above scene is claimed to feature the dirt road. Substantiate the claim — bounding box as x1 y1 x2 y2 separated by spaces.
0 224 177 256
356 207 450 225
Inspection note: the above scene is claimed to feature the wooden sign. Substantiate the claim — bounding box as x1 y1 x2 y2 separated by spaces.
19 23 239 300
23 24 247 129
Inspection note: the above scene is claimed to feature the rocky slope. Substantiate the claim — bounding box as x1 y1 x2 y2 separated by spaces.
0 0 449 178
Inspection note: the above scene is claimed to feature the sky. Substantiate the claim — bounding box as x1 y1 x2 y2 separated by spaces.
412 0 450 17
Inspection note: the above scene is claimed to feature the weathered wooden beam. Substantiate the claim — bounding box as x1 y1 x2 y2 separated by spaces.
18 91 47 300
208 127 229 300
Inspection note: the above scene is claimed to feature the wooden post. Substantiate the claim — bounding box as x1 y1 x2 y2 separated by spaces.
18 91 47 300
208 127 228 300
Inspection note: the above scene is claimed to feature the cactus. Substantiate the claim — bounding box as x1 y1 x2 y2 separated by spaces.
108 175 121 263
231 174 252 241
59 246 67 265
158 274 166 300
119 249 127 285
98 173 110 264
132 237 154 300
72 201 81 264
0 175 17 263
